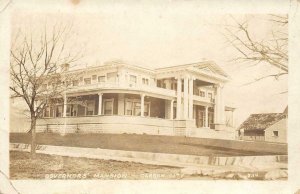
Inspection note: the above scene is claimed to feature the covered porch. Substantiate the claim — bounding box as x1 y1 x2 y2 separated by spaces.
42 92 175 120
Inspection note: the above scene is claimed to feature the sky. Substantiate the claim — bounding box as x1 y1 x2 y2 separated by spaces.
10 8 288 129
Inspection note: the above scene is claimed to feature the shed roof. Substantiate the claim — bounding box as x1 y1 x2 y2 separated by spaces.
239 113 287 131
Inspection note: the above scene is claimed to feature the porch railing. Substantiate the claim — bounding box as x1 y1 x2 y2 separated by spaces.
68 82 176 97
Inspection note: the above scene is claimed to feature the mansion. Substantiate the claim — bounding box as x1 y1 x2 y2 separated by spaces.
37 60 236 139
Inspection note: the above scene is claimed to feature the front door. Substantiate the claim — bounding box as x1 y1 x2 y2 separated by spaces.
196 109 205 128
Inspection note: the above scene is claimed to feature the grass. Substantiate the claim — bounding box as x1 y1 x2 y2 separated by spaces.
10 132 282 156
10 151 182 180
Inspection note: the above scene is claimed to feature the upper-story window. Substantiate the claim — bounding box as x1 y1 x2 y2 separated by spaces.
199 90 205 97
98 76 105 83
92 75 97 80
107 72 117 82
130 75 137 83
171 83 177 91
208 92 212 99
84 78 91 85
142 78 149 85
73 80 79 86
157 80 166 88
51 82 56 88
41 84 47 90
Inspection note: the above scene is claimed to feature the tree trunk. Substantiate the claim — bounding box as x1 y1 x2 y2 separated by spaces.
30 115 37 158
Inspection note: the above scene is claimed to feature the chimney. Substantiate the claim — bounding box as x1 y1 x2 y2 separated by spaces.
60 63 70 72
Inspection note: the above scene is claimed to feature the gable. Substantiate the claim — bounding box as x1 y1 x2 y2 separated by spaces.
198 66 215 74
193 62 229 78
265 118 287 132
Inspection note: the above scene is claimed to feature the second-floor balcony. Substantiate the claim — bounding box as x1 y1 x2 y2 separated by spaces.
193 95 215 104
67 81 177 98
43 80 215 104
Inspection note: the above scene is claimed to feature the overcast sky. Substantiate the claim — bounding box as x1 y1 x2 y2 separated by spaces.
11 7 288 126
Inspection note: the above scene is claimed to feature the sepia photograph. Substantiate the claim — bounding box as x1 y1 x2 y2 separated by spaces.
1 0 300 194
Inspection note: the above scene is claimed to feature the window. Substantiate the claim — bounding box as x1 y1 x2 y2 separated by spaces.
41 84 47 91
104 99 113 115
77 104 85 116
56 105 63 117
133 102 141 116
86 101 95 115
107 72 117 82
125 99 150 116
73 80 79 86
125 101 133 115
208 111 214 127
142 78 149 85
98 76 105 83
157 80 162 87
66 105 71 116
92 75 97 80
144 103 150 116
65 81 71 86
44 106 55 117
208 92 212 99
273 131 279 137
44 106 50 117
171 83 177 91
130 75 137 83
84 78 91 85
66 104 78 117
199 90 205 97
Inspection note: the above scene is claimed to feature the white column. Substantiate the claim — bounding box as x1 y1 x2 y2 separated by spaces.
141 94 145 117
214 104 217 124
220 86 225 124
63 92 67 117
205 106 209 127
214 85 220 123
215 84 224 124
98 93 103 115
188 78 194 119
176 77 182 119
118 93 125 115
183 76 189 119
170 99 174 120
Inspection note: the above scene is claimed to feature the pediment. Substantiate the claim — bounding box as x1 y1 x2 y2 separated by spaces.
199 66 215 74
194 65 217 75
193 63 228 78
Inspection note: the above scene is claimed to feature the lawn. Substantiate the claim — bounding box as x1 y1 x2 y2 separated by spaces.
11 151 280 180
10 151 183 180
10 133 282 156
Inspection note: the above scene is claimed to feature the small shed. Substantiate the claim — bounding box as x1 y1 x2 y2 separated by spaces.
238 113 287 141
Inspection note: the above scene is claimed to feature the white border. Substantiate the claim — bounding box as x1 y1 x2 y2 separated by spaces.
1 0 300 193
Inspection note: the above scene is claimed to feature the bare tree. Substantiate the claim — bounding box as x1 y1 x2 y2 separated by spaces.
10 22 81 157
223 15 288 83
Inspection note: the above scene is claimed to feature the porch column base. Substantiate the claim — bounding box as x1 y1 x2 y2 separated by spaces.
213 123 226 131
